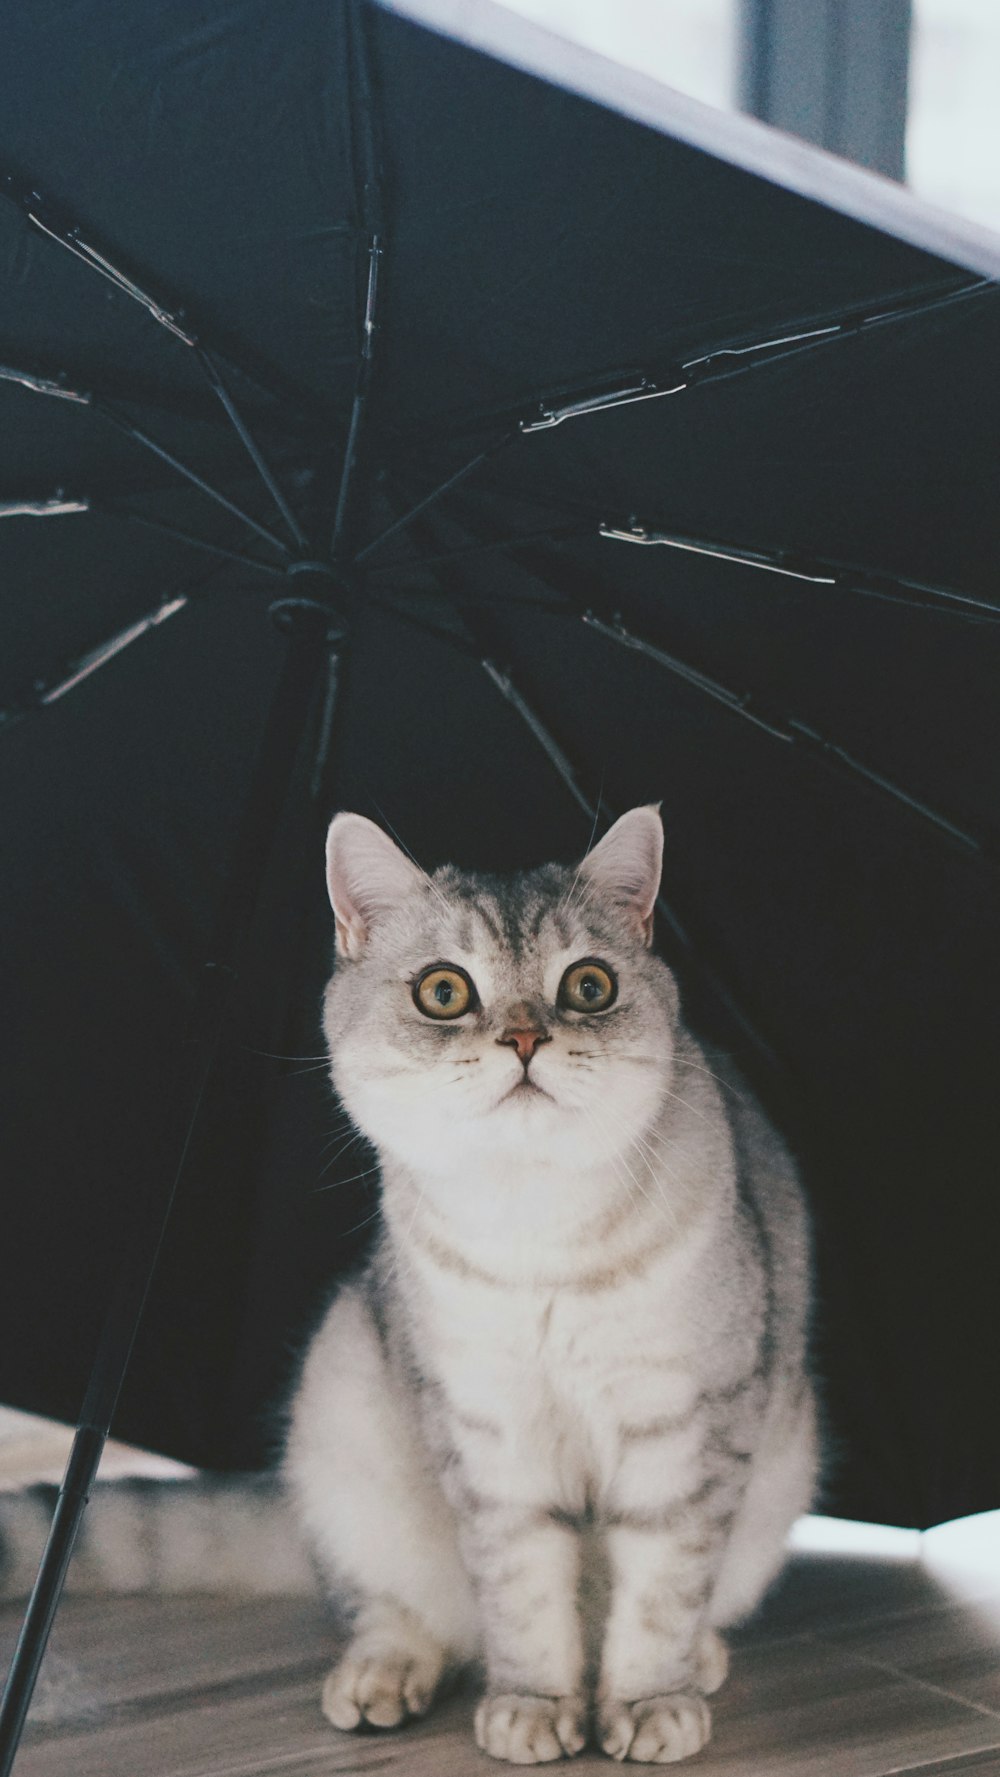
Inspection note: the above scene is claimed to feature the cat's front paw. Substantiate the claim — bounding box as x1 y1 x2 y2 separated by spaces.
475 1692 587 1764
598 1693 711 1763
322 1645 441 1730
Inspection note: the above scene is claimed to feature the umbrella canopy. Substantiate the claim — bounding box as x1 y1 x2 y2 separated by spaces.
0 0 997 1539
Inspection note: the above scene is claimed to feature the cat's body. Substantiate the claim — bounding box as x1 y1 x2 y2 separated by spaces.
286 808 818 1763
0 808 817 1764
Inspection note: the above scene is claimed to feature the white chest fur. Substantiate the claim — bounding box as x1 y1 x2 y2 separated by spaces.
399 1185 756 1521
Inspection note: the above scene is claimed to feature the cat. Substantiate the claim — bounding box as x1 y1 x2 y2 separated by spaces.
0 806 817 1765
284 804 818 1763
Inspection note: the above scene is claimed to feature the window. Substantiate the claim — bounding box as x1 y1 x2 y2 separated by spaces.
495 0 738 111
908 0 1000 232
496 0 1000 235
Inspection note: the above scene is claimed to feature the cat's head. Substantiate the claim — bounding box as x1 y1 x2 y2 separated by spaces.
322 808 680 1178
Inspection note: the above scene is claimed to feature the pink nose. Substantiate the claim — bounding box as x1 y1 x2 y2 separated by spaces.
498 1027 550 1066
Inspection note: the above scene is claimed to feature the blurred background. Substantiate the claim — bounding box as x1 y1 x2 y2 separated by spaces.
499 0 1000 234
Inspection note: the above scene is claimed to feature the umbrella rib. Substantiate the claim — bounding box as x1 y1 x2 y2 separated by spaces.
0 593 192 736
371 520 1000 625
366 521 588 575
477 654 782 1073
0 355 294 556
92 399 292 556
677 274 996 396
193 347 308 548
0 169 318 416
2 168 320 556
107 506 288 577
363 278 997 581
390 274 995 445
331 2 385 562
413 463 1000 625
396 496 995 867
332 233 382 559
597 521 1000 624
0 493 90 518
353 432 517 565
573 605 994 867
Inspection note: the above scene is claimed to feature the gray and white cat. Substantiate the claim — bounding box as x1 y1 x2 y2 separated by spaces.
286 805 818 1763
0 807 817 1765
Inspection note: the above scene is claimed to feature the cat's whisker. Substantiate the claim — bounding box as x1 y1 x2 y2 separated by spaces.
313 1162 382 1194
577 1098 652 1205
677 1055 749 1102
319 1128 368 1163
578 1103 643 1221
318 1140 359 1167
582 1105 683 1246
585 1095 688 1201
247 1048 332 1062
382 1181 426 1291
556 799 603 919
660 1085 715 1127
621 1123 688 1195
339 1205 385 1239
370 801 453 916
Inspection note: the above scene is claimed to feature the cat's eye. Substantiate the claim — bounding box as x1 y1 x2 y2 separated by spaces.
413 964 476 1020
559 959 617 1013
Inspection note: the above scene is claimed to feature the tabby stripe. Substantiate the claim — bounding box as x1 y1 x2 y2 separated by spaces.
414 1223 677 1293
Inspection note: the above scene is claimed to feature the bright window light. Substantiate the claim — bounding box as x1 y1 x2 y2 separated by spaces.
789 1514 922 1560
494 0 738 111
907 0 1000 233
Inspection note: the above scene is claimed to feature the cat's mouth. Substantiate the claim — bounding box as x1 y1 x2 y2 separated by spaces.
498 1077 554 1107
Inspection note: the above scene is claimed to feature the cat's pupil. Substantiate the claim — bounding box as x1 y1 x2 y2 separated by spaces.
436 981 453 1006
581 976 600 1001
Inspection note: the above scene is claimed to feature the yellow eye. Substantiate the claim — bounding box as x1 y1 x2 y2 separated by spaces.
413 965 475 1020
559 959 617 1013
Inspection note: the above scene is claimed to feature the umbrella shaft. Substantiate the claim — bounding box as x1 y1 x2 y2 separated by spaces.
0 1427 104 1775
0 605 340 1772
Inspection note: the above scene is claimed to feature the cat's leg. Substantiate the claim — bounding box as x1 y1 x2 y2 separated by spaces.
459 1507 588 1764
595 1515 730 1764
285 1282 478 1731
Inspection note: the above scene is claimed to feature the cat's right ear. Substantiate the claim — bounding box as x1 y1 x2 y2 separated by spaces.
577 804 663 946
325 813 425 959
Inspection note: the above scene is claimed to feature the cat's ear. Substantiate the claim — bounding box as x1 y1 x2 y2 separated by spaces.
325 813 425 959
577 805 663 946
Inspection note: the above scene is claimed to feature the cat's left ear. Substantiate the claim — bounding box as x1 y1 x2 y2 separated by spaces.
325 813 425 959
577 805 663 946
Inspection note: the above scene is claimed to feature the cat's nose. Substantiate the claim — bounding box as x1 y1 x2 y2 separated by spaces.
498 1025 550 1066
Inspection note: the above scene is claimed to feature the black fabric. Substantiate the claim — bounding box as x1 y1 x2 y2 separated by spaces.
0 0 996 1529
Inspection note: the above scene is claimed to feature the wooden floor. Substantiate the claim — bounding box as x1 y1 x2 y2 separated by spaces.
4 1541 1000 1777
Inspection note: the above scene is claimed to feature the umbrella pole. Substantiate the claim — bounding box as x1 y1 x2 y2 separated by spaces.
0 595 343 1774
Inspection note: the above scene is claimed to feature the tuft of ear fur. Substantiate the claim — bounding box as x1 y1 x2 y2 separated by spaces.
325 813 425 959
578 805 663 946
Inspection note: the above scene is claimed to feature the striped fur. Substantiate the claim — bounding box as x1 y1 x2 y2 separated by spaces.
285 809 819 1764
0 1474 315 1600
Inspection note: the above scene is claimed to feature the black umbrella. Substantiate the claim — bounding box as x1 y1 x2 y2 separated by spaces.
1 0 998 1759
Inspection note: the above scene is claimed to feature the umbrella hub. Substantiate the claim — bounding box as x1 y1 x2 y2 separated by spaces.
271 559 350 640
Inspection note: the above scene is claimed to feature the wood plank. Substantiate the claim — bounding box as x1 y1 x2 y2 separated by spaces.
745 1552 980 1640
826 1593 1000 1716
11 1602 1000 1777
698 1634 1000 1777
0 1596 335 1726
6 1548 1000 1777
889 1753 1000 1775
